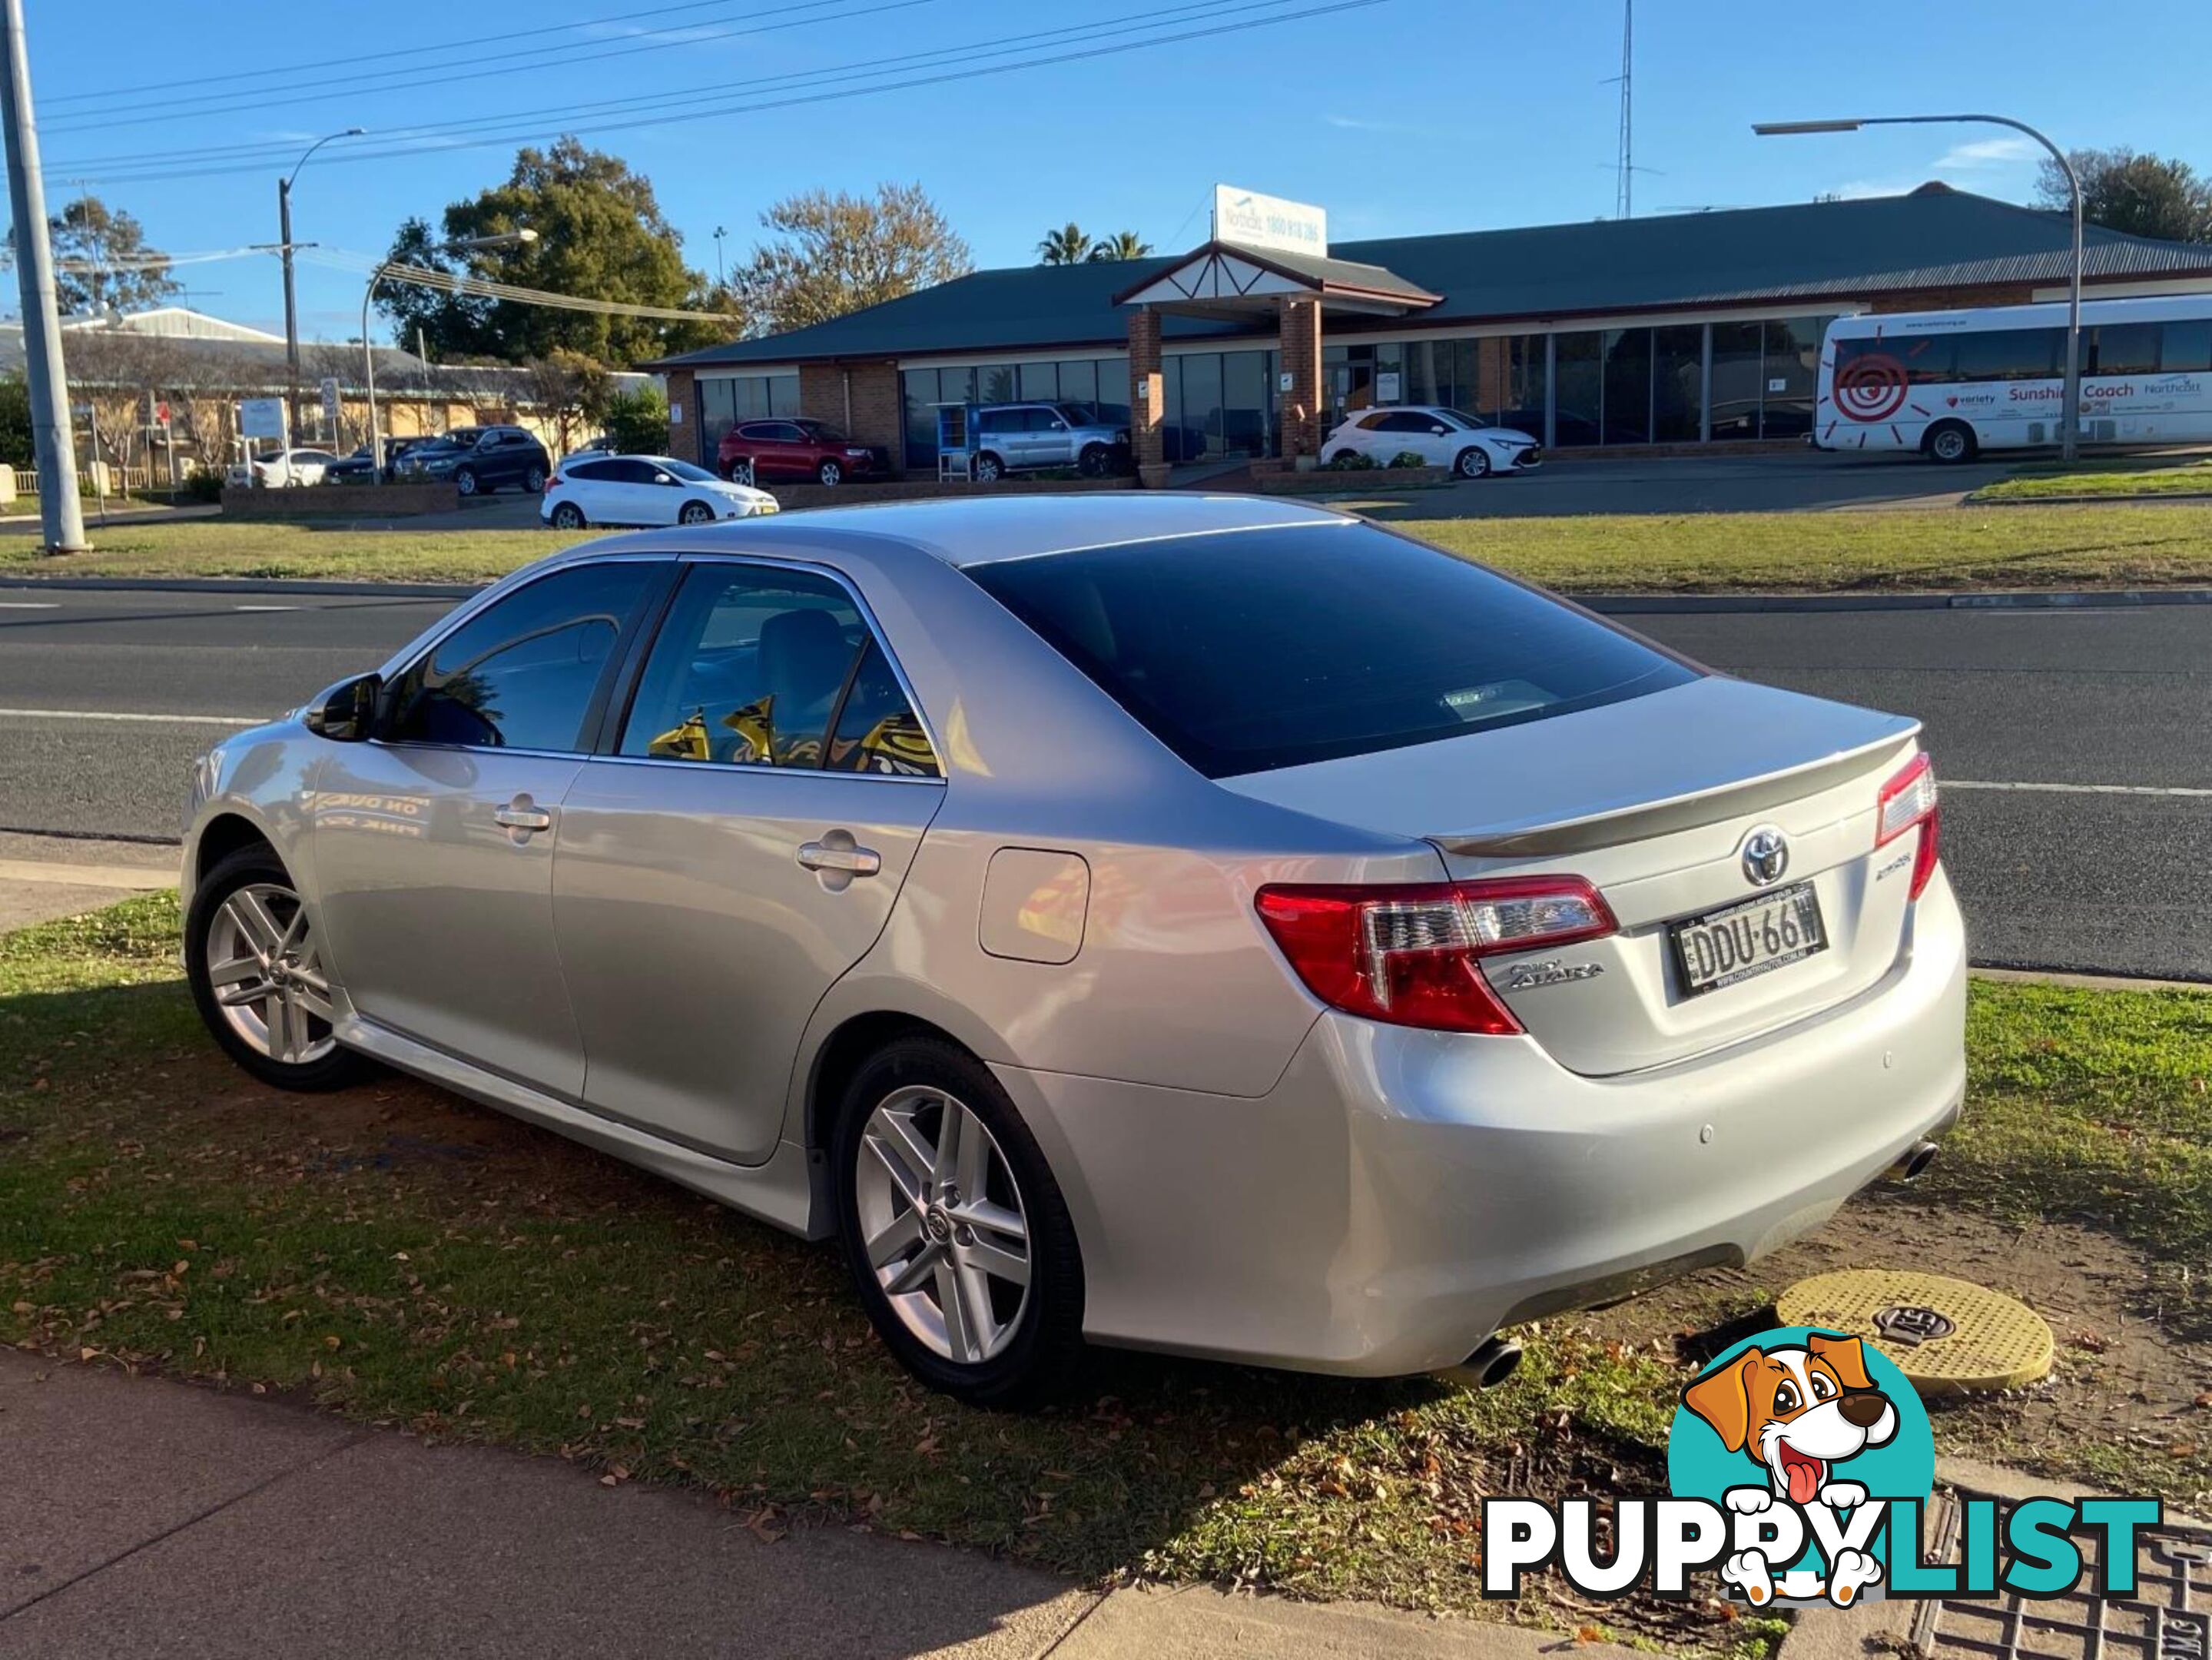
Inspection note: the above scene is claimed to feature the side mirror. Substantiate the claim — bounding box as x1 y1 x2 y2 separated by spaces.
653 472 675 486
303 672 382 742
1050 420 1067 430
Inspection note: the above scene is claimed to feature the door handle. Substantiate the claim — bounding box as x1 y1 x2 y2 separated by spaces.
797 838 881 877
495 805 553 833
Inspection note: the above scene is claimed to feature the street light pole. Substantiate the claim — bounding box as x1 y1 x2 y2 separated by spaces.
1753 113 2084 463
363 229 536 484
0 0 85 552
279 128 363 445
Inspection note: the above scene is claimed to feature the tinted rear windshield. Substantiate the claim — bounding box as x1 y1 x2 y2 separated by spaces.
963 522 1699 778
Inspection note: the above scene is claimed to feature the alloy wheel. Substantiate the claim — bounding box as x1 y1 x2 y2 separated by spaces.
853 1084 1032 1365
818 460 843 486
680 501 714 524
551 503 585 530
203 882 337 1066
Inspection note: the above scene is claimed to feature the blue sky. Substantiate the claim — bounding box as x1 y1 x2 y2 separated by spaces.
25 0 2212 344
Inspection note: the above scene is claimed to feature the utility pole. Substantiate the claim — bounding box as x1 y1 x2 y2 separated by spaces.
277 129 361 446
0 0 85 552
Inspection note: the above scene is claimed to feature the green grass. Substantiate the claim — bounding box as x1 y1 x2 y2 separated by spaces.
1395 503 2212 592
0 899 2205 1637
1968 454 2212 504
8 503 2212 592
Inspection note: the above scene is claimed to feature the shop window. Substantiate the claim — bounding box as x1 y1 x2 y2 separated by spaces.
1709 322 1763 442
1602 328 1651 445
1653 325 1703 443
1552 332 1603 447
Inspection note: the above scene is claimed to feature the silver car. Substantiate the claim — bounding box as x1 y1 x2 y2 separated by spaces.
971 403 1129 481
180 496 1965 1405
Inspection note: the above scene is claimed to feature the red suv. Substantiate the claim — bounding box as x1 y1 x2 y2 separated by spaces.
717 418 885 487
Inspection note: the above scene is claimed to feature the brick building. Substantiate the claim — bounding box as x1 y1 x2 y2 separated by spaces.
647 184 2212 480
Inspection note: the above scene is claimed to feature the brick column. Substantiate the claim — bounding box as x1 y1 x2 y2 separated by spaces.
1127 307 1169 488
664 369 698 463
1277 296 1322 463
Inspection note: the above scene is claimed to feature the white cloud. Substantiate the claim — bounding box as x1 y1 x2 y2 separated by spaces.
1935 135 2040 169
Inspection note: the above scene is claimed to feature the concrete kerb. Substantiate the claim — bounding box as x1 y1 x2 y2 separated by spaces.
14 574 2212 615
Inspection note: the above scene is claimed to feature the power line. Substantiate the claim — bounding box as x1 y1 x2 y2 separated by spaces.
302 247 743 322
54 0 1251 174
61 0 1394 187
40 0 847 111
45 0 929 134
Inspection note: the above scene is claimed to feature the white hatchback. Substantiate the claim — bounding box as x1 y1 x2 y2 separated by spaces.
1323 406 1542 479
542 454 778 530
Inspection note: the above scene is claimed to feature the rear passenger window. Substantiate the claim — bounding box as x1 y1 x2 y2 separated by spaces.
827 640 941 777
384 561 655 752
619 565 935 775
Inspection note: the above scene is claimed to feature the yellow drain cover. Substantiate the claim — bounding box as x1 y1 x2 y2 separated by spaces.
1776 1269 2053 1396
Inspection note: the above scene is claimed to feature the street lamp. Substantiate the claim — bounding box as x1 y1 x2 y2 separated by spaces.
1753 114 2084 462
362 228 537 483
277 128 365 443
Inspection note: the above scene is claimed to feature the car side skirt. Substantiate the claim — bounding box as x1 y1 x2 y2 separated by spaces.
337 1014 830 1240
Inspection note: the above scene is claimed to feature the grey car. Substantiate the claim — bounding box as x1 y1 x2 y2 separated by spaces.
971 402 1129 480
180 496 1964 1405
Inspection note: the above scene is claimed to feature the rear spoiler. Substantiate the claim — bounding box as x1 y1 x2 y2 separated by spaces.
1431 728 1920 859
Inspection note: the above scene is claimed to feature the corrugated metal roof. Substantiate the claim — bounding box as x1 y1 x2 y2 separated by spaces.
654 187 2212 369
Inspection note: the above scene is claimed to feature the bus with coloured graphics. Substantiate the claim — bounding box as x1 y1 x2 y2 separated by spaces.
1816 294 2212 462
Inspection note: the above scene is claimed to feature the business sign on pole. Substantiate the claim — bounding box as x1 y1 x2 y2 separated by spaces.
1212 184 1328 257
320 377 342 430
239 397 285 440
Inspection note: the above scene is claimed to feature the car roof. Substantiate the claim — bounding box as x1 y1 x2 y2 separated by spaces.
560 493 1354 569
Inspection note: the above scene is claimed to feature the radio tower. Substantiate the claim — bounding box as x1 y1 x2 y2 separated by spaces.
1614 0 1633 219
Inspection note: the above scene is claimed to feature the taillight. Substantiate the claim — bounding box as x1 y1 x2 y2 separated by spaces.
1253 877 1617 1034
1876 752 1941 901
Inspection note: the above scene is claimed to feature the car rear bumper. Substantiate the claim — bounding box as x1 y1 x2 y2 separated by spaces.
997 868 1966 1378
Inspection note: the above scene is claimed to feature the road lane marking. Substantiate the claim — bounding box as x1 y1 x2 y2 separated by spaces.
0 707 264 726
0 602 58 609
1947 779 2212 798
234 604 300 612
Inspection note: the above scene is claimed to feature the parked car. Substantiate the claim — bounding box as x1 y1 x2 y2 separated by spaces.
394 425 551 496
1322 406 1542 478
179 496 1962 1406
246 448 340 488
970 402 1129 480
322 437 431 485
541 454 778 529
564 433 616 461
716 418 885 487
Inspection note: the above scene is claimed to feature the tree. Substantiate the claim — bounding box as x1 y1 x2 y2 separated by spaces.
0 374 31 468
2036 148 2212 244
738 183 971 335
602 385 668 456
519 348 615 453
1086 231 1153 262
1038 223 1094 264
376 138 733 365
2 194 180 314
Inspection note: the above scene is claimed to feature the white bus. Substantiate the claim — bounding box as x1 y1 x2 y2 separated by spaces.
1817 294 2212 462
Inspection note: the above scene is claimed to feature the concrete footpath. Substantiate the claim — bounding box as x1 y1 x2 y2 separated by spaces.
0 832 175 932
0 1349 1595 1658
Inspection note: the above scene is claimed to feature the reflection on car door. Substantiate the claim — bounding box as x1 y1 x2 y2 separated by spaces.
552 559 947 1164
310 559 666 1096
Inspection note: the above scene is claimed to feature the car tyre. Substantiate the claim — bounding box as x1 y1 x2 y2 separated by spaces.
1925 421 1977 464
833 1036 1084 1408
973 452 1005 483
1326 449 1360 466
1454 446 1492 480
678 500 715 525
1077 443 1111 477
524 463 547 493
185 844 370 1094
549 501 586 530
725 458 754 486
454 466 479 496
817 459 844 486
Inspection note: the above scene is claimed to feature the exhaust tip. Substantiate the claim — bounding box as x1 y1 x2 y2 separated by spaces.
1437 1336 1524 1392
1895 1140 1939 1183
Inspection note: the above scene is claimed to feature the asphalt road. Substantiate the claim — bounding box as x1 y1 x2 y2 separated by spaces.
1 583 2204 980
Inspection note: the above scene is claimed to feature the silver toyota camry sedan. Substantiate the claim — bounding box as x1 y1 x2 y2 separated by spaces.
181 496 1965 1405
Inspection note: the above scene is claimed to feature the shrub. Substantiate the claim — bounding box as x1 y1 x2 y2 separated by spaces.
181 467 225 504
1388 450 1428 469
1325 448 1376 470
602 386 670 456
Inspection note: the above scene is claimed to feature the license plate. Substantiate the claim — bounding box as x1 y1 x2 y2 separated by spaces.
1670 881 1826 996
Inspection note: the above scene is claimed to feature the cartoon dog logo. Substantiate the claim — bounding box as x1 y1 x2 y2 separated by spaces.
1680 1332 1899 1608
